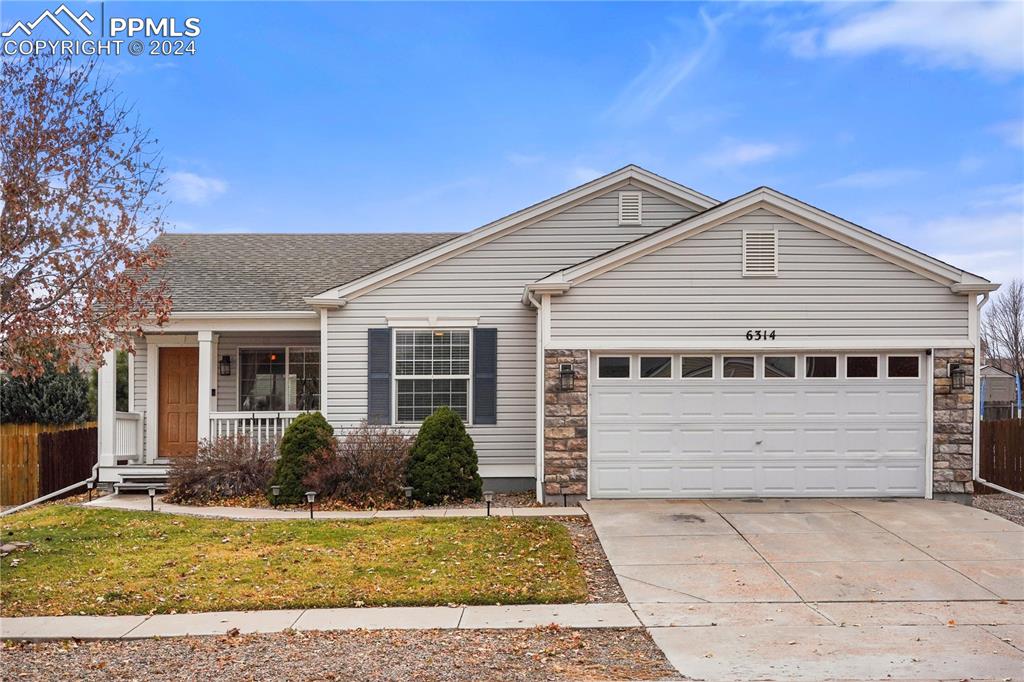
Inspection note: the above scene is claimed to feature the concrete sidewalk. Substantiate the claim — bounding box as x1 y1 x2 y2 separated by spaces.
0 603 639 641
85 494 584 519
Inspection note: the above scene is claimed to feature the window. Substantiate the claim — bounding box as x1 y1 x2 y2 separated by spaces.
238 348 320 411
764 356 796 378
680 356 714 378
887 355 919 378
598 356 630 378
847 356 879 378
805 356 837 378
723 356 755 378
395 330 470 422
640 356 672 378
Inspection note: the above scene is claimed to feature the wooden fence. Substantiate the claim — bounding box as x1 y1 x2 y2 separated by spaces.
1 423 96 506
978 420 1024 495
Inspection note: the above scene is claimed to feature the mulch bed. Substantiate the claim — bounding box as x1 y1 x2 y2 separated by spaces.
1 627 682 681
559 517 626 603
973 492 1024 526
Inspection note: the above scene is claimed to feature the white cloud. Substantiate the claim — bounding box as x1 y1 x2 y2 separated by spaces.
604 10 722 124
506 152 543 167
823 2 1024 73
701 140 784 168
568 166 602 184
926 212 1024 283
822 168 924 189
990 120 1024 149
166 171 227 204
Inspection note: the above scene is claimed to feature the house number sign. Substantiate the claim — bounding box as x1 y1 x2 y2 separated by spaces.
745 329 777 341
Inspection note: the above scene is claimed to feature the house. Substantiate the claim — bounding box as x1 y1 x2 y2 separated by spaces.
981 364 1019 420
93 165 999 502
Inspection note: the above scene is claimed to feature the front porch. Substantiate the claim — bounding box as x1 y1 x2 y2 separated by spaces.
97 327 322 486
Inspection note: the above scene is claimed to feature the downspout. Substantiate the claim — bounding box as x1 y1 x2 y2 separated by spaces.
971 294 1021 498
525 289 545 502
0 464 100 518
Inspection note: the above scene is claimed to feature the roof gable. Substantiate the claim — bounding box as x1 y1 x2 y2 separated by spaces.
530 187 995 296
305 165 718 306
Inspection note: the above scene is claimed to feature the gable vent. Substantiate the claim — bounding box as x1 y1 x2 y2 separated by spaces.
618 191 642 225
742 229 778 277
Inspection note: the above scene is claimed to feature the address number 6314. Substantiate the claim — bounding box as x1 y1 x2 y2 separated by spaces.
745 329 776 341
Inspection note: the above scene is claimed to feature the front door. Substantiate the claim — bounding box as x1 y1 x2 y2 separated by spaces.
158 347 199 457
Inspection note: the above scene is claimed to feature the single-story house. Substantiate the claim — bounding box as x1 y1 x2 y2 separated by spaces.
980 364 1019 420
93 165 999 502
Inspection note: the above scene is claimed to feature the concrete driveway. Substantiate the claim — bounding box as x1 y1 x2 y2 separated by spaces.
583 498 1024 681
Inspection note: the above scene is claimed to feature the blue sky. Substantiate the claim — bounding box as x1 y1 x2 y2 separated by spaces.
4 1 1023 282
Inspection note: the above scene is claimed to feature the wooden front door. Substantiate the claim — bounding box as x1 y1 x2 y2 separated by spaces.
158 347 199 457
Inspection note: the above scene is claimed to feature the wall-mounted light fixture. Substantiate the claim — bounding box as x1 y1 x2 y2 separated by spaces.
559 363 574 391
949 362 966 390
219 355 232 376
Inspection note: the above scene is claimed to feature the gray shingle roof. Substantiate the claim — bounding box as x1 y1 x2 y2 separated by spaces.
147 233 461 312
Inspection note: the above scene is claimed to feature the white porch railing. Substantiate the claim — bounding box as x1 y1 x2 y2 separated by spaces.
209 411 306 447
114 412 143 461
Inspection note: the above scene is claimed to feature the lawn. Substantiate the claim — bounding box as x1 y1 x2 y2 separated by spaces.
0 506 588 616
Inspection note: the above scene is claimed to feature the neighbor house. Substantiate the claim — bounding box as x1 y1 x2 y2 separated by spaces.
93 166 998 502
981 364 1019 420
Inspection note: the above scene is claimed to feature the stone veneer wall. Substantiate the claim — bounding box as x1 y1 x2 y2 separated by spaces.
543 350 588 502
932 348 975 495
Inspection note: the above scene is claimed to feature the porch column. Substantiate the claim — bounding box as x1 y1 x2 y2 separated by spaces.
97 349 117 467
197 330 214 443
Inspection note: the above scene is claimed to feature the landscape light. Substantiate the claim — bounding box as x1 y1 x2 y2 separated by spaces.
270 485 281 507
148 487 156 511
403 486 413 508
86 480 94 502
305 491 316 519
483 490 494 517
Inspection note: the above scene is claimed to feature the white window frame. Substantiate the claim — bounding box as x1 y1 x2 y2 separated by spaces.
804 354 839 380
763 355 797 379
722 355 756 380
845 354 881 380
886 354 921 379
595 355 633 381
392 329 473 425
638 355 673 380
236 346 321 411
678 354 715 380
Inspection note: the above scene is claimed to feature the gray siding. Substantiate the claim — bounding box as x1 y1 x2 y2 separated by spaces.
325 187 698 472
216 332 320 411
550 209 969 347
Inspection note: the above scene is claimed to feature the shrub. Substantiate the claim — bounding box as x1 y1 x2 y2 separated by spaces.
269 412 335 504
166 436 276 504
0 363 90 425
304 421 413 507
406 407 482 505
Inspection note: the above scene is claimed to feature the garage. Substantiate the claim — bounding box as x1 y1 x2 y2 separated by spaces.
589 352 928 498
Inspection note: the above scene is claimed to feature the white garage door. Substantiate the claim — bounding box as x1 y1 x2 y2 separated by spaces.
590 352 928 498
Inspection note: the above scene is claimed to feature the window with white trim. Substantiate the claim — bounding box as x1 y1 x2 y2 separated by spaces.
238 347 320 411
395 330 470 422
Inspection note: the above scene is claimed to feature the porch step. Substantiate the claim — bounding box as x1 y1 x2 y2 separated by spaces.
115 473 169 494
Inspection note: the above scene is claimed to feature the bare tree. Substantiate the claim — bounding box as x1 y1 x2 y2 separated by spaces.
982 278 1024 378
1 56 171 377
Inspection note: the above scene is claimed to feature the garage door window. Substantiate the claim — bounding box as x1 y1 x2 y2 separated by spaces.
887 356 919 378
598 356 631 379
847 356 879 378
640 356 672 378
679 356 713 379
764 356 796 378
723 356 755 378
805 356 837 378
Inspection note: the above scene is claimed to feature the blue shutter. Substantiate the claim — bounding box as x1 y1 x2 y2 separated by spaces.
367 328 392 424
473 328 497 425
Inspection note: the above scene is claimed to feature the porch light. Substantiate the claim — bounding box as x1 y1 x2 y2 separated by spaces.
148 487 156 511
402 486 414 508
949 363 966 390
270 485 281 507
483 490 494 517
219 355 232 376
559 363 574 391
305 491 316 519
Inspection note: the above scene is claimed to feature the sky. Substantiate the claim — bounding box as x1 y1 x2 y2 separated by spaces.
3 1 1023 284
